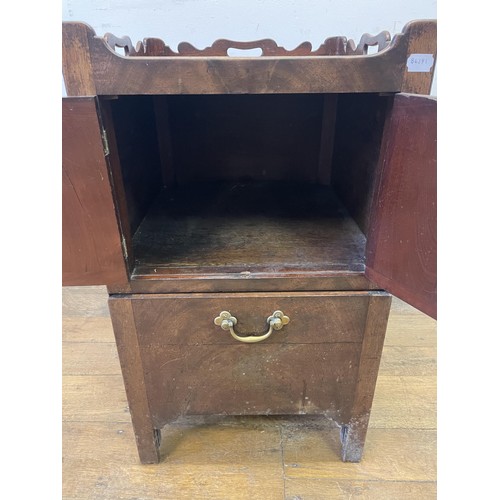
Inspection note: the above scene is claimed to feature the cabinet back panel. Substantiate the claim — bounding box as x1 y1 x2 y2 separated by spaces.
167 94 324 183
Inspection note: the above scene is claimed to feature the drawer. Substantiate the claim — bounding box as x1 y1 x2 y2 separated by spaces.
110 291 390 428
128 291 381 346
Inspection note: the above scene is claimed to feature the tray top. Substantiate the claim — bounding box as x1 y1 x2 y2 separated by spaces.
62 20 436 96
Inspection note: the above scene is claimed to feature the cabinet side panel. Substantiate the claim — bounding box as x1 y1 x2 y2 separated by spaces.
109 96 164 235
366 94 436 318
332 94 390 234
62 97 128 286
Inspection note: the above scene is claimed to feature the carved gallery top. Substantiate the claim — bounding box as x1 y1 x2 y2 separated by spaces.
62 19 436 95
103 30 392 57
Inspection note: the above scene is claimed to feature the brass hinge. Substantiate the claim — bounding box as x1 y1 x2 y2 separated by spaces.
101 129 110 156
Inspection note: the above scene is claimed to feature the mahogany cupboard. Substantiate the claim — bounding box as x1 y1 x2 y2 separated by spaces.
62 20 436 464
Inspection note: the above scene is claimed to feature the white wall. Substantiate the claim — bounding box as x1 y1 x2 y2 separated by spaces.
62 0 437 95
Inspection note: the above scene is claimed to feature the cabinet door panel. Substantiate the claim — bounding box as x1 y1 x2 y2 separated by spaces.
62 97 128 286
366 94 436 318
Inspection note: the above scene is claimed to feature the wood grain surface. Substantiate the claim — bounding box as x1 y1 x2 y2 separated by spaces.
62 98 128 286
115 273 378 295
127 291 374 345
108 298 162 463
62 20 436 96
62 22 96 96
62 286 436 499
341 294 391 461
131 182 367 277
366 94 437 318
399 20 437 94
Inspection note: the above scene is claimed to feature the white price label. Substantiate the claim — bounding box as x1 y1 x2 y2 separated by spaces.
406 54 434 73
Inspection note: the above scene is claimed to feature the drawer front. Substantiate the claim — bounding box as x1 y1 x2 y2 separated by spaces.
144 342 361 424
129 291 382 346
110 291 390 427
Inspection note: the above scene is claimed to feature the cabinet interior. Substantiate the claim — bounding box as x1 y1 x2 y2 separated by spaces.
103 93 392 279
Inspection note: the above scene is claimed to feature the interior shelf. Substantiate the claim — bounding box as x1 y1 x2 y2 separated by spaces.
131 181 366 278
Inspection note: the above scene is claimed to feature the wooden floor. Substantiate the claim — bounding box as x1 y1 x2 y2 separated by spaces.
62 286 436 500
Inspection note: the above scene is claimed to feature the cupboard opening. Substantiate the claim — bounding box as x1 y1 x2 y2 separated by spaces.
101 92 393 280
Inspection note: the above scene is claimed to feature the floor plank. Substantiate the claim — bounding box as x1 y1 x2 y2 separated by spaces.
370 376 436 429
379 346 436 376
62 286 109 318
62 342 121 375
62 316 115 343
63 375 129 422
284 478 436 499
63 420 285 500
282 426 436 481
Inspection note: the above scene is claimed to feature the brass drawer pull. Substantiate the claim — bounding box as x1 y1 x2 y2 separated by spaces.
214 310 290 343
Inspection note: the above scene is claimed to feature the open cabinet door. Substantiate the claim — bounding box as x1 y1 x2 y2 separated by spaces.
62 97 128 286
365 93 436 318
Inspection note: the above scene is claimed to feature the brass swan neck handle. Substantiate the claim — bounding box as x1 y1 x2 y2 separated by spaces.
214 310 290 343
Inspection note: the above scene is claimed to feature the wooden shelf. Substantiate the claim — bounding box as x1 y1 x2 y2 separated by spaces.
131 181 366 279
